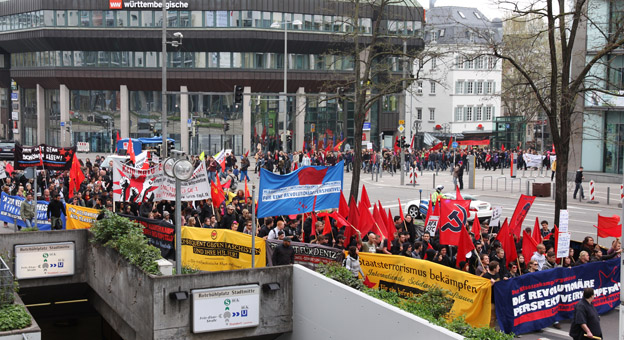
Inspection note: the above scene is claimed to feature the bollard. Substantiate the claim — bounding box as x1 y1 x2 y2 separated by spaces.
413 168 416 187
433 173 436 189
526 181 530 196
588 180 599 204
552 184 555 200
376 166 379 182
372 166 374 181
607 187 610 205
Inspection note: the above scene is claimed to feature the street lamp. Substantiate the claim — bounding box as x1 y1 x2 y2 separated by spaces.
163 150 193 275
271 19 302 153
161 0 183 158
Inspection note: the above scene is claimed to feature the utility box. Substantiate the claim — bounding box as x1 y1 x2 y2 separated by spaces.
533 182 551 197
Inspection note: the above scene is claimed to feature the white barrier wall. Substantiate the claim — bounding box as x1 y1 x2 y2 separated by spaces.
278 265 463 340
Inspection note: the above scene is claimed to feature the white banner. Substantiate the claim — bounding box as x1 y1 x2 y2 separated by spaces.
113 159 211 203
522 154 545 168
77 142 90 152
135 151 148 168
425 215 439 237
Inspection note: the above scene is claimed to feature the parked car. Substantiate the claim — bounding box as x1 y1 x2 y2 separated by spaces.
0 141 15 160
404 193 492 223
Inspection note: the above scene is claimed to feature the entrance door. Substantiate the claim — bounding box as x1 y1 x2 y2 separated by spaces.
605 123 624 174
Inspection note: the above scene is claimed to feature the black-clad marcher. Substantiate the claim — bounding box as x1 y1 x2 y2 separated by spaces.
569 288 601 340
272 237 295 265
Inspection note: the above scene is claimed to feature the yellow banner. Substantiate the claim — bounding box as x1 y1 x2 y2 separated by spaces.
181 227 266 271
358 252 491 327
65 204 101 230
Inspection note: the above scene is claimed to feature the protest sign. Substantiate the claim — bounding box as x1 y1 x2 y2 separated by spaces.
493 258 620 334
65 204 100 229
358 252 492 327
181 227 266 271
121 214 175 259
14 144 76 170
0 192 61 230
265 239 344 270
424 215 439 236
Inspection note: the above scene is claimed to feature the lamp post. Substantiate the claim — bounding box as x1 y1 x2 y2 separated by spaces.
161 0 183 157
163 150 193 275
271 19 302 153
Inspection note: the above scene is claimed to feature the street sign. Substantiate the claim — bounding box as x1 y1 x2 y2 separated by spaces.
187 119 192 127
363 122 371 131
398 120 405 125
11 93 18 101
311 123 315 132
60 121 65 127
398 125 405 133
452 141 458 148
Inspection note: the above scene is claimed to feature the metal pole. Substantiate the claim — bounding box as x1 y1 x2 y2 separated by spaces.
433 173 435 189
175 178 181 275
400 40 406 186
607 187 610 205
283 22 288 153
33 166 37 230
161 0 168 158
251 185 256 268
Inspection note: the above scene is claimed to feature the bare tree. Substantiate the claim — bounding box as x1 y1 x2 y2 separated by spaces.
490 0 624 226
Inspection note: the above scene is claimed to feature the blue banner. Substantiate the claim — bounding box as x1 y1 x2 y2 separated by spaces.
0 192 66 230
257 161 344 218
493 258 620 335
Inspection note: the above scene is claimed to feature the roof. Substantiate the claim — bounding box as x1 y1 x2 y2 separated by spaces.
424 6 502 44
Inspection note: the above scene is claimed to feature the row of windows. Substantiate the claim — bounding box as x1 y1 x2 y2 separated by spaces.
11 50 366 71
415 81 436 94
414 108 436 121
456 55 498 70
0 9 421 36
454 106 494 121
455 80 496 95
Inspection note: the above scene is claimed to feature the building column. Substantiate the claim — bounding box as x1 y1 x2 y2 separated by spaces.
120 85 129 139
59 84 70 147
295 87 306 152
243 86 252 155
36 84 45 144
180 86 189 153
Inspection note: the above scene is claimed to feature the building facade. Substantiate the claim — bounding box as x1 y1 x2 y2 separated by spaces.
404 6 502 148
0 0 424 155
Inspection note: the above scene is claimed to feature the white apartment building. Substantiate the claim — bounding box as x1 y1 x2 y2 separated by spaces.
406 6 502 145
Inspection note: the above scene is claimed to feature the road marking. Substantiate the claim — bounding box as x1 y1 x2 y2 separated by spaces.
541 327 570 337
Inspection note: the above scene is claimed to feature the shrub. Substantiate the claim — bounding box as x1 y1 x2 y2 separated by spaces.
20 227 38 232
0 304 31 331
316 262 364 291
91 211 163 275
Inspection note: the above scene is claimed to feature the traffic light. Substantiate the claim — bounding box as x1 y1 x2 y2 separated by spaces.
395 138 400 149
167 140 174 155
224 123 230 132
401 136 407 148
234 85 243 104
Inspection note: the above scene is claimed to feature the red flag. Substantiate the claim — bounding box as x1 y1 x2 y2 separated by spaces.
430 142 443 151
398 198 405 222
347 196 359 230
449 137 453 149
334 139 345 151
340 210 354 247
322 214 332 235
68 153 85 199
372 204 386 239
594 214 622 238
410 134 415 150
302 140 307 153
311 196 318 237
221 178 232 189
455 185 463 200
386 208 396 249
330 211 350 230
127 138 136 164
509 194 536 238
532 217 543 244
423 198 434 227
501 144 505 152
210 176 226 209
496 219 517 265
5 162 14 176
456 226 475 267
378 201 389 227
360 185 371 210
363 276 376 288
358 199 375 236
115 131 120 152
551 144 556 154
244 150 249 157
324 144 331 156
553 225 559 258
339 191 349 218
244 178 250 202
439 199 471 246
522 230 538 266
293 162 298 171
472 214 481 240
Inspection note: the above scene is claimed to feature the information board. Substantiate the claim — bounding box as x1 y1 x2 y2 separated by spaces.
14 242 75 279
192 284 260 333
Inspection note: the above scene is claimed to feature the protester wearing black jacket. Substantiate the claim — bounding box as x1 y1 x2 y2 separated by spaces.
272 238 295 265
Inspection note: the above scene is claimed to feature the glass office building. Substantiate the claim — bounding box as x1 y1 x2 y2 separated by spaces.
0 0 424 154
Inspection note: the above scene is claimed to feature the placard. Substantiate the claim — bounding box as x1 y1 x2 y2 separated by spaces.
425 215 439 236
14 242 75 279
557 232 571 258
490 206 503 227
559 209 569 232
192 284 260 333
11 111 18 121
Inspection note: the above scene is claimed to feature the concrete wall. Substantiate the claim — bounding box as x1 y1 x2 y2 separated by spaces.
277 265 463 340
0 230 89 289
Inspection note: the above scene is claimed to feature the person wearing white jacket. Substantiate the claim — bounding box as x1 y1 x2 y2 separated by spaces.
344 246 365 279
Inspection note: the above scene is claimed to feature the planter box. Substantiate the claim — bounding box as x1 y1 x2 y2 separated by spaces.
0 294 41 340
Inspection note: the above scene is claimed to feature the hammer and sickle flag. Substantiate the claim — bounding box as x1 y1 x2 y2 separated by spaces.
439 199 471 246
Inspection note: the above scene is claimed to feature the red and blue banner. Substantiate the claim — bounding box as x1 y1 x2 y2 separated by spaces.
257 161 344 218
493 258 620 335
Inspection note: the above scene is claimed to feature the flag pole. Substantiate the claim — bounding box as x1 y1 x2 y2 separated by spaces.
516 258 522 275
251 185 256 269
